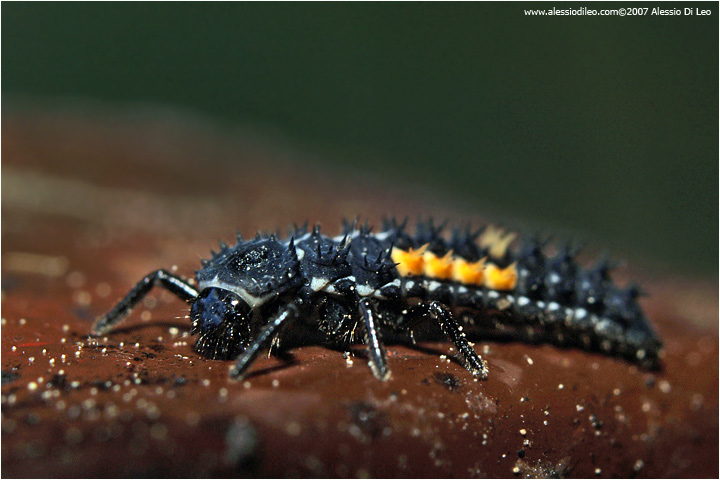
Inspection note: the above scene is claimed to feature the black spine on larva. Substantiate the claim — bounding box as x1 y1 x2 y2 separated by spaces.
544 244 579 304
347 230 396 288
515 236 547 299
413 218 447 254
288 222 309 238
575 257 615 312
341 218 358 235
449 225 484 262
603 283 644 326
358 221 374 236
381 217 413 250
296 226 353 281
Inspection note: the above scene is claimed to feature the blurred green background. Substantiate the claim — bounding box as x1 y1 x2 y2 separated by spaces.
3 2 717 275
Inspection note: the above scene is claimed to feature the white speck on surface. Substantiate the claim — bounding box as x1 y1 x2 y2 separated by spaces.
186 412 200 427
286 421 302 436
658 380 671 394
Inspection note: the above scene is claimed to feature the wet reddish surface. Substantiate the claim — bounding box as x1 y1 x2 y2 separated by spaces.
2 109 718 477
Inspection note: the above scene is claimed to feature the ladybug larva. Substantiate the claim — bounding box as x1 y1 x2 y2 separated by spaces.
91 219 662 380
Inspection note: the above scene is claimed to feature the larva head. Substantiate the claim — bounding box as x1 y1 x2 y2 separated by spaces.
190 287 252 360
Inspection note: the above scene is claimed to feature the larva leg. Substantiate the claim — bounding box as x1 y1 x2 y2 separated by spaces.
358 298 390 381
92 269 198 336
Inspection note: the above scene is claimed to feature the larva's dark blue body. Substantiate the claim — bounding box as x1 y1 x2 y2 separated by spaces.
91 219 662 380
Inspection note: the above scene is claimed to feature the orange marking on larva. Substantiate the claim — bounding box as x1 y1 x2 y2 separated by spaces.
452 257 486 285
478 225 503 248
484 262 518 290
391 245 427 277
423 250 454 280
489 232 516 259
479 226 517 259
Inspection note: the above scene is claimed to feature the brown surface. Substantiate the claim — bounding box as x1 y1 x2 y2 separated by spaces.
2 108 718 478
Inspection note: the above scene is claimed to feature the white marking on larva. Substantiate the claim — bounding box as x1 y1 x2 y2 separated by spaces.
518 296 530 307
487 290 500 299
595 318 612 332
323 284 336 294
575 308 588 319
405 280 415 290
333 230 360 242
295 249 305 261
389 278 401 287
199 277 273 309
372 231 392 241
457 286 468 293
356 285 375 297
292 233 312 243
428 281 442 292
536 301 546 309
548 302 560 311
548 272 561 285
310 277 330 292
